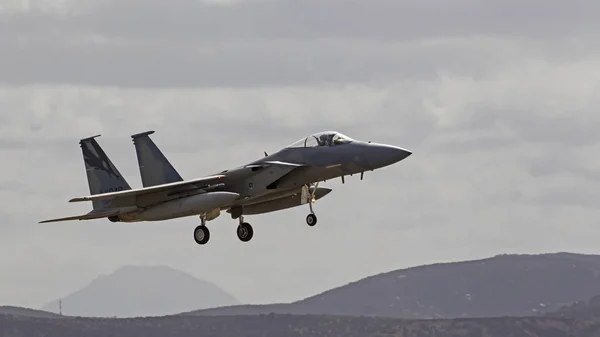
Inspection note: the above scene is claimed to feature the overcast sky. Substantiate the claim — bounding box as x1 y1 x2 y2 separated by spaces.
1 0 600 310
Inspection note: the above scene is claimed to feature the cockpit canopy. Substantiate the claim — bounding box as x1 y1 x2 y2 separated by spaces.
287 131 354 148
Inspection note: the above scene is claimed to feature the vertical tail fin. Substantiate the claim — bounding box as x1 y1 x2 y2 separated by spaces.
130 131 183 187
80 135 132 210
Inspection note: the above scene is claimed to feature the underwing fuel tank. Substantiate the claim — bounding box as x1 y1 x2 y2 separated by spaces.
137 192 240 221
242 187 332 215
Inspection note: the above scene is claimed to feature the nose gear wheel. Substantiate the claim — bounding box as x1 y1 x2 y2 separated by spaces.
306 213 317 226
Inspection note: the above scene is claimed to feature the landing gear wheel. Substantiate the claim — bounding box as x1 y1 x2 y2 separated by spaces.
194 225 210 245
306 213 317 226
237 222 253 242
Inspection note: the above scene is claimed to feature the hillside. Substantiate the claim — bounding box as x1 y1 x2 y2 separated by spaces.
40 265 239 317
548 294 600 320
0 306 62 319
1 308 599 337
186 252 600 319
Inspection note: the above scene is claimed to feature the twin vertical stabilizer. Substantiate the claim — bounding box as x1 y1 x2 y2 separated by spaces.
130 131 183 187
80 135 132 210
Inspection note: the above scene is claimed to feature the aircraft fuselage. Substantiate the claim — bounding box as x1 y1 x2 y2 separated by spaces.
219 138 411 214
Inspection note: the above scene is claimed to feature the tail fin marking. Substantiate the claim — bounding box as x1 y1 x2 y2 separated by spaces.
80 135 132 210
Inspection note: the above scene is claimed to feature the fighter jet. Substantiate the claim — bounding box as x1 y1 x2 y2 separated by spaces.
40 130 411 245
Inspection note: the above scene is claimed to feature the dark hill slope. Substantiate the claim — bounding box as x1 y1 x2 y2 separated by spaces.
548 294 600 320
186 252 600 319
1 311 598 337
0 306 62 319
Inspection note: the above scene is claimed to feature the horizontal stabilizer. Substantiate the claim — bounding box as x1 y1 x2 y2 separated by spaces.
69 175 225 202
39 209 122 223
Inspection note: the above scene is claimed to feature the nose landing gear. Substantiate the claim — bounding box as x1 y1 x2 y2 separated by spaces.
304 183 319 227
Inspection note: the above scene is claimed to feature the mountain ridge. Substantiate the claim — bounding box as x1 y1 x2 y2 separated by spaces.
40 265 240 317
184 252 600 319
8 252 600 320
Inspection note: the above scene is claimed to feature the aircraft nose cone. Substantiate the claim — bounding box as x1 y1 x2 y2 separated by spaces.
367 143 412 169
393 146 412 162
383 145 412 164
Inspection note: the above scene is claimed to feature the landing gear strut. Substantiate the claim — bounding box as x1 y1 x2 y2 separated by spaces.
236 215 253 242
194 215 210 245
305 183 318 226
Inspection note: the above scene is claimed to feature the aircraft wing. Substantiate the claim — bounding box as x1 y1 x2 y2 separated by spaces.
39 208 131 223
69 175 225 202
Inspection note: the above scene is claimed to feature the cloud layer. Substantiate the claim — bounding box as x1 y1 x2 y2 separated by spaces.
2 0 599 87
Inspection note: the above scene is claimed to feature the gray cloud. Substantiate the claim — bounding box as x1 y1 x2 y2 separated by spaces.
1 0 599 87
528 185 600 208
0 37 485 87
5 0 599 40
0 181 28 192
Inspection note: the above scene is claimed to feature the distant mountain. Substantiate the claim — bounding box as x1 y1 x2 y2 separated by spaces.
185 252 600 319
40 265 239 317
0 306 62 319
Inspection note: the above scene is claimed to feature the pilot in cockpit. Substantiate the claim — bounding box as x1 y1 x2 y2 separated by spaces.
317 133 334 146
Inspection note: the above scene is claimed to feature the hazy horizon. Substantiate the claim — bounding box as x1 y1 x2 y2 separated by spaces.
2 0 600 310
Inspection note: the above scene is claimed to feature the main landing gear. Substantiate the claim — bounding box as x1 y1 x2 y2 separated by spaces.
193 215 254 245
236 215 253 242
194 182 323 245
194 215 210 245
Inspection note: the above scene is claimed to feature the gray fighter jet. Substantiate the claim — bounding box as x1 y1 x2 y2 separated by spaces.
40 130 411 244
